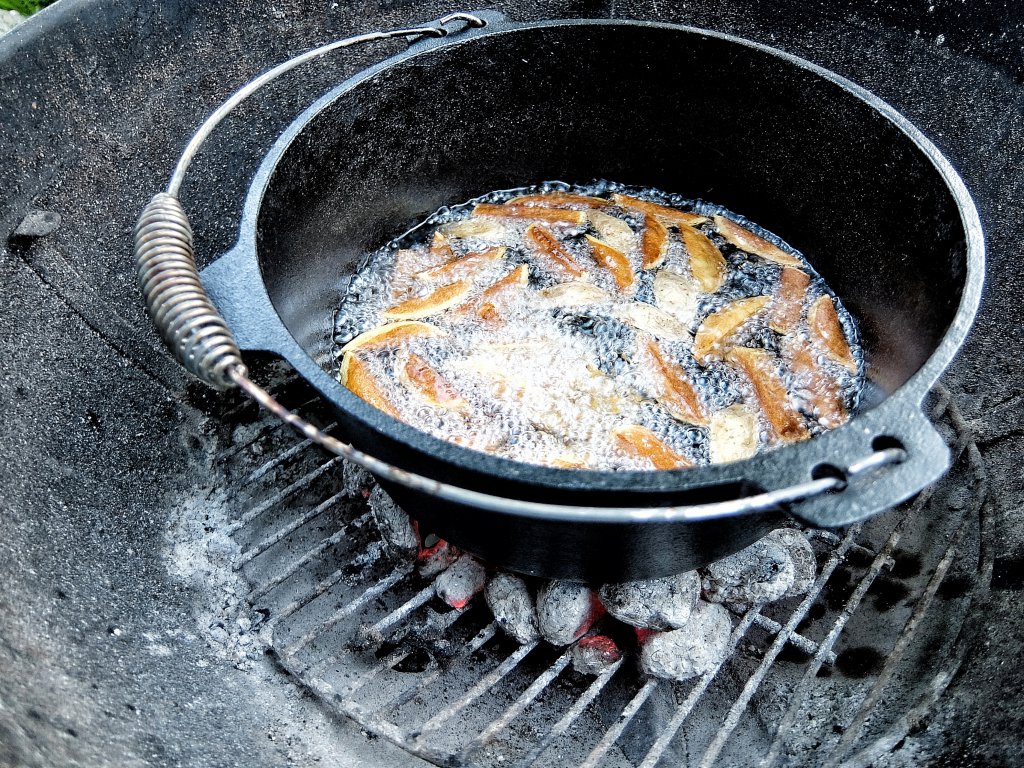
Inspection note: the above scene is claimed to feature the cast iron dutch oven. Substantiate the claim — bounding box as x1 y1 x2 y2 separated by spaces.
136 11 984 583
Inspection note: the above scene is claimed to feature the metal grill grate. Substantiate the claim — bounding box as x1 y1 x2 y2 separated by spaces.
214 385 988 767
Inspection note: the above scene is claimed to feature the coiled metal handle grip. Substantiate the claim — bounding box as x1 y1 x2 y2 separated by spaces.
135 193 246 389
134 12 486 389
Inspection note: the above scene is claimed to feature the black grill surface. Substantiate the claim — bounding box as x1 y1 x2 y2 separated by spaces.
1 1 1022 766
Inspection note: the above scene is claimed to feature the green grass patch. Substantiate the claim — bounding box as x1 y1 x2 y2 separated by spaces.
0 0 56 14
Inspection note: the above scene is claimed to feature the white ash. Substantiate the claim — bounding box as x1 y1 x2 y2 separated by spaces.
434 554 486 609
640 601 733 681
367 485 419 560
537 580 602 646
766 528 817 597
702 537 795 605
572 635 623 675
165 489 269 670
485 572 540 644
340 459 374 497
598 571 700 630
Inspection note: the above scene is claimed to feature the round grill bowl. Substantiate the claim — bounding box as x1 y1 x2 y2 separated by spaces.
199 16 983 582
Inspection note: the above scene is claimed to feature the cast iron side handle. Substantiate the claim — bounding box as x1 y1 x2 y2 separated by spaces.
134 12 905 524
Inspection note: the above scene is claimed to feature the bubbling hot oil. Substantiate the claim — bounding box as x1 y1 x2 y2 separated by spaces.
333 181 865 471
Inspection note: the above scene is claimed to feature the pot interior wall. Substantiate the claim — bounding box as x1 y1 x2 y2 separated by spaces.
255 22 968 398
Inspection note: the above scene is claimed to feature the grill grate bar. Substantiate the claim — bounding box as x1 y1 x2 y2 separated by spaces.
300 585 450 680
281 566 411 659
638 525 857 768
636 608 764 768
366 622 500 718
243 421 338 483
413 641 541 744
216 394 322 462
368 584 437 639
226 456 342 534
579 678 660 768
227 386 983 768
741 612 837 666
513 658 624 768
250 510 373 602
234 489 346 568
340 607 470 698
457 647 575 763
696 525 866 768
759 484 941 768
824 488 982 766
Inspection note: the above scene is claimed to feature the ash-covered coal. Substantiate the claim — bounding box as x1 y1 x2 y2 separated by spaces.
537 581 604 646
359 479 819 680
367 486 418 560
340 460 374 498
640 601 733 681
767 528 816 597
485 572 539 644
417 536 461 578
434 554 486 609
599 571 699 630
702 536 796 605
572 635 623 675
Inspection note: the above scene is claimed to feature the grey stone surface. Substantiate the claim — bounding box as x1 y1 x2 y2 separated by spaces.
0 9 24 35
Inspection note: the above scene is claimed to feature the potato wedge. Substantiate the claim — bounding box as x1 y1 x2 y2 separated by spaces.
401 353 466 410
615 302 691 342
429 231 456 261
708 404 760 464
807 295 857 371
713 215 803 267
679 225 726 293
384 280 472 320
340 352 400 418
585 234 635 292
551 455 588 470
652 271 699 327
509 192 607 208
641 335 708 425
641 214 669 270
769 267 810 333
588 210 637 254
473 264 530 321
391 247 435 284
524 224 586 280
610 193 709 227
439 216 509 243
786 341 848 428
473 203 586 226
539 281 614 307
613 425 692 470
414 245 506 282
693 295 771 361
339 321 447 353
726 347 810 443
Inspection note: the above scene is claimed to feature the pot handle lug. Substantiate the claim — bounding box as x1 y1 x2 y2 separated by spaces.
784 396 952 528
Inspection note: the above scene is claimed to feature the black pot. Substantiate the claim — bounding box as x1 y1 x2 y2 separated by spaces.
199 13 983 582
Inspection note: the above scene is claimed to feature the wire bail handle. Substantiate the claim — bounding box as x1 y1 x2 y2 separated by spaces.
134 12 906 523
